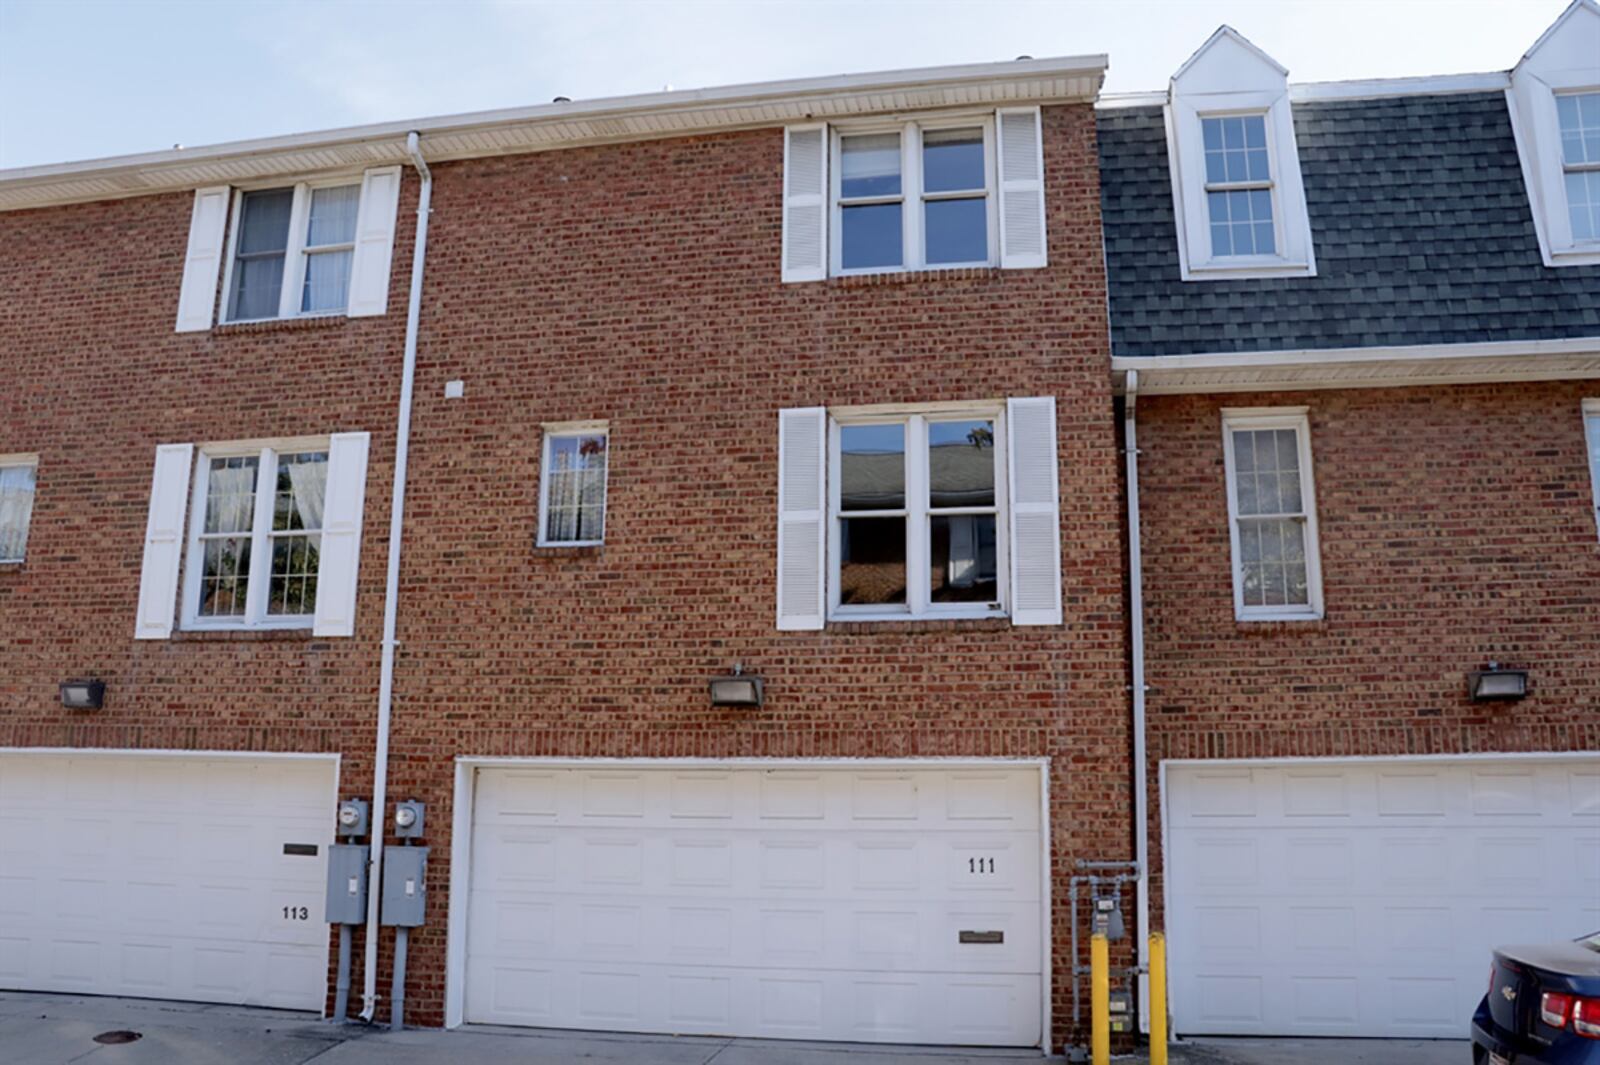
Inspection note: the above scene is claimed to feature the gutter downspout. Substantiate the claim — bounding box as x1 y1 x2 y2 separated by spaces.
1124 369 1153 1035
361 130 432 1022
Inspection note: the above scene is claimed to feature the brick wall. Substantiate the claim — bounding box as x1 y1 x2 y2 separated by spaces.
1134 384 1600 923
0 105 1127 1047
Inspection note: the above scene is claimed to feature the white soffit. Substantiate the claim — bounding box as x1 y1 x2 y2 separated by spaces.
1113 336 1600 394
0 55 1106 212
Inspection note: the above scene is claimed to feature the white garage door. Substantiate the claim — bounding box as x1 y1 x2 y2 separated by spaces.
1165 757 1600 1038
464 764 1044 1046
0 752 336 1010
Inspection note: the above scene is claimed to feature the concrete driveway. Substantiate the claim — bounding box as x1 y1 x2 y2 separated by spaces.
0 991 1471 1065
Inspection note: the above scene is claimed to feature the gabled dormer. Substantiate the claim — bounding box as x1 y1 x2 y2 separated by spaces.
1164 27 1315 281
1509 0 1600 268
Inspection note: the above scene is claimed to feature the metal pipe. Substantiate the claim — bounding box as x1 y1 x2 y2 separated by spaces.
333 923 352 1021
390 926 409 1031
1124 369 1153 1026
360 131 432 1022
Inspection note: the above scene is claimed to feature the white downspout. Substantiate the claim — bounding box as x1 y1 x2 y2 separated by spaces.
1124 369 1153 1033
361 130 432 1022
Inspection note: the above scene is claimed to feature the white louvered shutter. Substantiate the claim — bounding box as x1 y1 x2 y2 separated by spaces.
135 444 195 639
174 187 230 332
346 167 402 318
776 407 827 629
997 107 1048 270
781 125 828 283
1006 397 1062 626
312 432 371 637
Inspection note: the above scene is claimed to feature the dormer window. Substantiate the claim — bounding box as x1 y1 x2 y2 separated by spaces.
1508 0 1600 267
1557 92 1600 242
1164 27 1315 280
1202 114 1276 256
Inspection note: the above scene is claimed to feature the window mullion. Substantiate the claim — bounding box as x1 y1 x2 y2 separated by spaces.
906 415 929 616
903 124 924 270
279 185 311 319
243 448 277 624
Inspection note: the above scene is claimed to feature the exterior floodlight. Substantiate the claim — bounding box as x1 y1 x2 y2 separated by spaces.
59 680 105 710
1468 663 1528 702
709 663 764 708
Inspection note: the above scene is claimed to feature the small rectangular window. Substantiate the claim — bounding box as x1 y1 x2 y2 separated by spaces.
830 409 1005 620
185 444 329 628
1202 114 1276 257
539 427 609 546
832 120 995 275
0 457 38 564
225 182 361 322
1557 92 1600 244
1585 399 1600 540
1222 409 1323 621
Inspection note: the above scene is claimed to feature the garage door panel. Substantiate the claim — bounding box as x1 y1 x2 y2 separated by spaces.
465 764 1043 1046
0 753 333 1010
1168 757 1600 1038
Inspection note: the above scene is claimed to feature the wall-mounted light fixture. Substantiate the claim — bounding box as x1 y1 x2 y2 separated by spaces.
59 679 105 710
1469 662 1528 702
709 663 763 708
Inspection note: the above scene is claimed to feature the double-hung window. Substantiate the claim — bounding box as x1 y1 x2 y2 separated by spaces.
1221 409 1323 621
183 444 329 628
0 456 38 564
1202 114 1276 258
538 425 609 547
830 409 1006 619
1558 92 1600 244
224 182 360 322
833 120 997 274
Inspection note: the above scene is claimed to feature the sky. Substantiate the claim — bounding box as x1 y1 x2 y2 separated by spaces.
0 0 1576 169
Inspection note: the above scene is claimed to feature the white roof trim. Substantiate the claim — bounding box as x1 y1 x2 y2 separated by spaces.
1515 0 1600 74
1170 25 1288 85
1098 72 1512 112
1113 335 1600 394
0 54 1105 213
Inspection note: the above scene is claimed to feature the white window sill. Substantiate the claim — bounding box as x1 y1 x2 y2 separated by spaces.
0 559 24 567
536 539 604 549
1235 607 1324 623
1184 257 1316 282
830 260 997 280
220 310 347 327
182 618 314 633
829 606 1008 624
1545 245 1600 268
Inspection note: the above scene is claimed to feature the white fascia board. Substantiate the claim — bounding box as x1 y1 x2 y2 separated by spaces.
0 54 1106 212
1112 335 1600 394
1098 72 1511 112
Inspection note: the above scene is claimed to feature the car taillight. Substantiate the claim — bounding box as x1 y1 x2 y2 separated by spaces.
1543 992 1575 1028
1575 998 1600 1039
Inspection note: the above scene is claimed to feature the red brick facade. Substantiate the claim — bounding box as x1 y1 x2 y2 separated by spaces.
1133 384 1600 926
0 105 1131 1045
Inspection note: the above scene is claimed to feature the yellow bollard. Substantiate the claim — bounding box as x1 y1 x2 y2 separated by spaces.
1090 932 1110 1065
1149 932 1169 1065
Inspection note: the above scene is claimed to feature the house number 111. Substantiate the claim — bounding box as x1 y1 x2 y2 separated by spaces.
968 857 996 874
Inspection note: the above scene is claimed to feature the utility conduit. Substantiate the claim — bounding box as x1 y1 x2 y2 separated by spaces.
360 130 431 1022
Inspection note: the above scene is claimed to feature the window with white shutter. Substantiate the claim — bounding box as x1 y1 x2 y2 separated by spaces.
997 107 1048 269
782 126 829 283
176 167 402 330
130 433 371 635
775 399 1060 628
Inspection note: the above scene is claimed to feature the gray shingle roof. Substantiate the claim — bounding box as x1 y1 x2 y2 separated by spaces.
1097 92 1600 358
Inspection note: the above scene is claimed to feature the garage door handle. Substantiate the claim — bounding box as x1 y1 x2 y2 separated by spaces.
959 930 1004 944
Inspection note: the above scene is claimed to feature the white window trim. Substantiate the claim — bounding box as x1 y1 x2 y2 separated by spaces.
828 115 999 278
180 436 329 631
826 405 1009 622
1220 407 1325 622
1507 0 1600 268
537 422 610 548
1165 28 1316 281
0 453 39 565
218 176 362 324
1584 398 1600 540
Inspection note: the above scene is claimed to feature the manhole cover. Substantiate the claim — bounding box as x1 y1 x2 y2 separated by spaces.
93 1030 143 1045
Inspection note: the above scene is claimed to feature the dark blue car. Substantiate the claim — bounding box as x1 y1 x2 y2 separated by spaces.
1473 933 1600 1064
